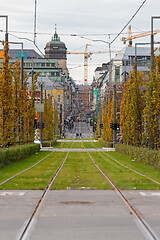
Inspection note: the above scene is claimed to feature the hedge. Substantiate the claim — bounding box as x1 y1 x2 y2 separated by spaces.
42 139 57 147
0 143 40 169
115 143 160 169
98 138 113 148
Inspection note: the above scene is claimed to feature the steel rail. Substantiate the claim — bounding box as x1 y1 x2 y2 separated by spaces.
91 141 160 185
0 151 53 186
84 143 159 240
18 141 73 240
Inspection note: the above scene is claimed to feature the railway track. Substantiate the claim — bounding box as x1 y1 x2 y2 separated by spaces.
0 142 64 187
90 141 160 186
82 140 159 240
1 131 159 239
18 141 73 240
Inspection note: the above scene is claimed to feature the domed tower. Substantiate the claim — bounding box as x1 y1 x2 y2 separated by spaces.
44 28 67 76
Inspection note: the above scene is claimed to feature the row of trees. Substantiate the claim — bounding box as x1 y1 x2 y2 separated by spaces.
0 42 60 147
101 55 160 149
0 41 38 147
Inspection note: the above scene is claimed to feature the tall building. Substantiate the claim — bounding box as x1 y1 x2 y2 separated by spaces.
44 29 67 77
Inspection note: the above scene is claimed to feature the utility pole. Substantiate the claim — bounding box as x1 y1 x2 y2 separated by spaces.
113 84 116 148
0 15 8 48
34 0 37 44
54 99 56 135
59 104 62 136
151 16 160 72
40 83 43 145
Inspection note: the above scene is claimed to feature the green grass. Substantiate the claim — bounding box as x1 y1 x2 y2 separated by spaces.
53 142 62 148
0 151 50 184
62 142 72 148
85 142 103 148
106 151 160 183
51 152 113 190
71 142 84 148
91 141 103 148
0 152 66 190
89 152 160 190
83 142 95 148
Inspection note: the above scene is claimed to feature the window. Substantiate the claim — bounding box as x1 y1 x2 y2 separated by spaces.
57 94 61 103
51 63 55 67
115 66 120 82
56 72 60 77
46 63 50 67
41 63 45 67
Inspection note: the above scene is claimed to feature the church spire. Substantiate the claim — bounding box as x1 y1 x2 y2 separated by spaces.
52 23 60 41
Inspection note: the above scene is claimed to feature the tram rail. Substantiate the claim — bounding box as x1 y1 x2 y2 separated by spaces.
0 142 64 187
82 140 159 240
90 141 160 185
18 141 73 240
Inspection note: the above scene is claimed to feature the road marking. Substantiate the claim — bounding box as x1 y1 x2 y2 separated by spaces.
0 192 25 196
139 192 146 196
151 192 160 196
139 192 160 197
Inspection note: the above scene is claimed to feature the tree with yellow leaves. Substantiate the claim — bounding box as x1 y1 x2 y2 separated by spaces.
120 69 143 146
143 55 160 149
0 41 14 147
28 72 39 142
102 95 113 142
43 96 54 140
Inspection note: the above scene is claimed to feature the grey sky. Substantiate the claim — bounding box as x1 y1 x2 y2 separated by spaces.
0 0 160 84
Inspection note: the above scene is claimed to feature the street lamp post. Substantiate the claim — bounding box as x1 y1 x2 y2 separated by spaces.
151 16 160 72
40 83 43 144
0 15 8 46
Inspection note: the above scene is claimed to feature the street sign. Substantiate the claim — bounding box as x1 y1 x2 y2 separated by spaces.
35 103 44 112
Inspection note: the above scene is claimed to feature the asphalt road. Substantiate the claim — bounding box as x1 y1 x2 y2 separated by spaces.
65 122 94 139
0 190 160 240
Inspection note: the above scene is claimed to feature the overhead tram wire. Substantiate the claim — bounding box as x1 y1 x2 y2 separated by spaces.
0 29 145 37
110 0 147 45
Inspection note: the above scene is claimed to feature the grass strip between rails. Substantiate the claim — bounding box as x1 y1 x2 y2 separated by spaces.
71 142 84 148
83 142 102 148
51 152 113 190
91 141 103 148
106 151 160 183
0 151 50 184
62 142 72 148
0 152 66 190
89 152 160 190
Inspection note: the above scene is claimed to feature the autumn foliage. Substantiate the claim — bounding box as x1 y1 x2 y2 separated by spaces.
0 42 38 147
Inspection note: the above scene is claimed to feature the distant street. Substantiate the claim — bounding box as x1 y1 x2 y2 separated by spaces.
65 121 94 139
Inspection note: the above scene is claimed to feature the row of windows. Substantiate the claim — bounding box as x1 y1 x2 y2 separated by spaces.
123 57 151 67
38 72 60 77
24 62 56 67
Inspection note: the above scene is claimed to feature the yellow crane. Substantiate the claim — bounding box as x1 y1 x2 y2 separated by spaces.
67 44 118 85
121 25 160 47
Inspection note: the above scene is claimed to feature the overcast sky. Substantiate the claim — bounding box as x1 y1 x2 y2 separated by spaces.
1 0 160 84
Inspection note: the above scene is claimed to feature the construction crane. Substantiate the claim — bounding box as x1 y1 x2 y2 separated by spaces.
67 44 118 85
121 25 160 47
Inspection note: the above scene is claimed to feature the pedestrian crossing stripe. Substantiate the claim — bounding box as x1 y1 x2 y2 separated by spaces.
0 192 25 196
139 192 160 197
